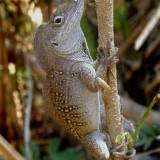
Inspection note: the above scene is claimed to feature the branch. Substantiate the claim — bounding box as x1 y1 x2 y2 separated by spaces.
24 55 33 160
0 135 25 160
95 0 135 159
135 4 160 50
95 0 123 145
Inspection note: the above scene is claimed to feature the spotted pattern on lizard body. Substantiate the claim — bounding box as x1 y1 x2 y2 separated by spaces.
34 0 110 159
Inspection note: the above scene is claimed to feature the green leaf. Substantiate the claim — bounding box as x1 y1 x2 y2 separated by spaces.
48 138 61 153
53 148 83 160
47 138 84 160
152 123 160 134
140 124 155 137
17 67 28 80
135 123 160 151
29 141 40 160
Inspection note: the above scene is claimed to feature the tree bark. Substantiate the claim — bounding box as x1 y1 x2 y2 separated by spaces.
95 0 123 146
95 0 135 159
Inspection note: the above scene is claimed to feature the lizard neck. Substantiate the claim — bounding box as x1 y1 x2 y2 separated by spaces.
47 49 93 71
53 41 82 58
53 39 93 63
54 49 92 62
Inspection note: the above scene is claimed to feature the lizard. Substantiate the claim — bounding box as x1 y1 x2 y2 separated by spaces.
34 0 116 159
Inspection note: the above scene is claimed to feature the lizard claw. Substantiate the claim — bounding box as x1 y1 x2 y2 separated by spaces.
97 46 119 69
107 52 119 66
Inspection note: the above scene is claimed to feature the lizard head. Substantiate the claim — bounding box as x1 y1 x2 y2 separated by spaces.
47 0 84 53
34 0 84 70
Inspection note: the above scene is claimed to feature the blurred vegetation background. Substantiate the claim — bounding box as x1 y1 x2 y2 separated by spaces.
0 0 160 159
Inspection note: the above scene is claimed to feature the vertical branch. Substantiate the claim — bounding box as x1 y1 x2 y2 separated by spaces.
94 0 136 159
95 0 114 47
24 56 33 160
95 0 136 159
95 0 124 146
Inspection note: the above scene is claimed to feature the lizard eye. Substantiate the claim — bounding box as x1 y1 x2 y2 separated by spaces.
53 16 64 26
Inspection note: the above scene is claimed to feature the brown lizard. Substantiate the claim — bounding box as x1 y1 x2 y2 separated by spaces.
34 0 115 159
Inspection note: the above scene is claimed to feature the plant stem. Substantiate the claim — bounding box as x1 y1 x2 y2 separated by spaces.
95 0 124 148
132 94 160 146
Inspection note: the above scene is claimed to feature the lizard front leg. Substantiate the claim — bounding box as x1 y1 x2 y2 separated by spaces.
75 63 110 92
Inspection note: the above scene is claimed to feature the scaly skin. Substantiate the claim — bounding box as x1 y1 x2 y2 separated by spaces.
34 0 109 159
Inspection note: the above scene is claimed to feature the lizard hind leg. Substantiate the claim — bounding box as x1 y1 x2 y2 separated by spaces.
82 130 110 160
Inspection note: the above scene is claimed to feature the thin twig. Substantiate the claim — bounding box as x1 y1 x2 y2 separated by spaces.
118 15 148 56
24 55 33 160
144 35 160 58
135 5 160 50
0 135 25 160
132 94 160 145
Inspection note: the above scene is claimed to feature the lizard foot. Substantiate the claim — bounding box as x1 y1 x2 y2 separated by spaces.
83 130 110 160
97 46 119 69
